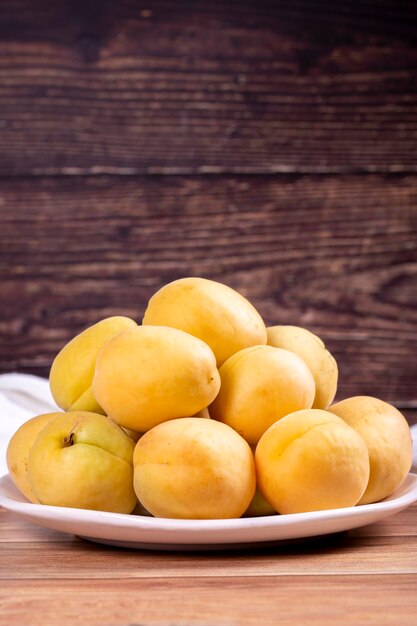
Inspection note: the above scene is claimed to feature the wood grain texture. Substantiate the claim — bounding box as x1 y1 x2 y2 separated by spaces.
1 5 416 624
2 534 417 579
0 508 80 543
0 1 416 410
0 0 417 175
1 174 416 406
0 505 416 625
1 576 416 626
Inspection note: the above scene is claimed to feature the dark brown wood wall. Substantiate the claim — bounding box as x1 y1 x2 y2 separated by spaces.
0 1 416 418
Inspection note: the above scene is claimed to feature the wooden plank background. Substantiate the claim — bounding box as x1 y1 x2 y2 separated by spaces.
0 1 416 416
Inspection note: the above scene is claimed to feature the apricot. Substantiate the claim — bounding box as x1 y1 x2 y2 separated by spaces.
267 325 338 409
329 396 412 504
92 325 220 432
210 345 316 444
27 411 137 513
244 445 276 516
50 316 137 414
123 428 143 443
255 409 370 514
142 277 267 366
6 412 60 502
133 417 256 519
193 407 211 419
244 487 276 517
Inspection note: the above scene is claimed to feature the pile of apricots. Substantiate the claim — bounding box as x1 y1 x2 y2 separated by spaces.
7 277 413 519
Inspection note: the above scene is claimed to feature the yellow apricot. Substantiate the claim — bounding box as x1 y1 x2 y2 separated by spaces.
267 325 338 409
329 396 412 504
255 409 370 514
92 325 220 432
133 417 256 519
123 428 143 443
142 277 267 366
6 412 60 502
27 411 137 513
193 407 211 419
243 445 276 517
244 487 276 517
210 345 316 444
50 316 137 413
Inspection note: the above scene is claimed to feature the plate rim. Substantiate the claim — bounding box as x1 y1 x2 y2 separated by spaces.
1 472 417 541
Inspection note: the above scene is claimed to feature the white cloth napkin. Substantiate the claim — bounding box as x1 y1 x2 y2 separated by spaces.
0 373 416 477
0 373 60 476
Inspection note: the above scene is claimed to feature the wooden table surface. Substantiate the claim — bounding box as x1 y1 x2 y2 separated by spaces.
1 3 416 623
1 501 416 626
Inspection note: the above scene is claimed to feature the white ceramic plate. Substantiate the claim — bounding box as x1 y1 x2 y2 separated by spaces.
1 472 417 551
